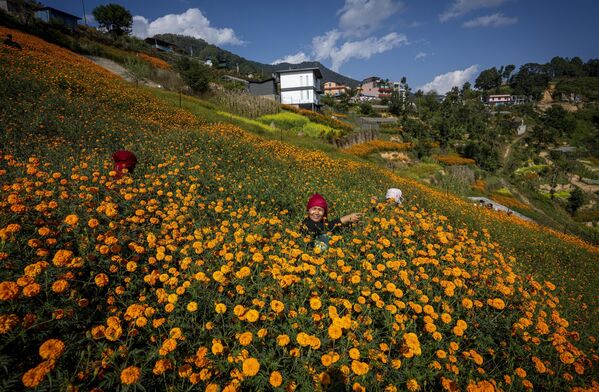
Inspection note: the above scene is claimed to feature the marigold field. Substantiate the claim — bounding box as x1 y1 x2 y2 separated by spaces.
1 28 598 391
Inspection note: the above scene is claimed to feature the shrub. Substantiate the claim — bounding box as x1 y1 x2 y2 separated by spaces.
213 90 279 118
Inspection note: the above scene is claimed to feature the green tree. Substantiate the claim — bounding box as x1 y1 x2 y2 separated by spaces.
474 67 502 91
462 141 500 172
124 58 151 87
566 187 585 215
175 58 211 94
92 3 133 36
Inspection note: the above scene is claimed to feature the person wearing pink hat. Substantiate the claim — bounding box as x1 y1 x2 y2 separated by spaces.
300 193 361 250
112 150 138 179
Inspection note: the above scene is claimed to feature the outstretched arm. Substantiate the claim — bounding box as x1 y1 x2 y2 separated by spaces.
340 212 362 224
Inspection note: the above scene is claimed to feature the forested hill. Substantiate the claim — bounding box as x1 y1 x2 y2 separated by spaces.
154 33 360 87
475 57 599 100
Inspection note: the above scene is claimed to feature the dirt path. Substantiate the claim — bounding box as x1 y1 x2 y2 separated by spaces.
85 56 162 88
502 133 525 162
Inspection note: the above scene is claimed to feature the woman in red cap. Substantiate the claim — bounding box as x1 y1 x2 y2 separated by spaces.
300 193 361 250
112 150 138 179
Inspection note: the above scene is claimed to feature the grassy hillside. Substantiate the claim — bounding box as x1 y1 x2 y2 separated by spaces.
1 28 598 391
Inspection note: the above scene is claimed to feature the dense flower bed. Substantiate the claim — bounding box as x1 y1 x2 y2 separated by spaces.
343 141 413 157
0 27 597 391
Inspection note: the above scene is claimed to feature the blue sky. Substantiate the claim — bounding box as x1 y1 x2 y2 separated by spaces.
46 0 599 93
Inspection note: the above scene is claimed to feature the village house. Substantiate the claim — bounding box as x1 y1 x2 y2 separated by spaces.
487 94 513 105
276 67 322 111
34 6 80 28
144 37 180 53
359 76 393 100
323 81 350 96
221 75 278 102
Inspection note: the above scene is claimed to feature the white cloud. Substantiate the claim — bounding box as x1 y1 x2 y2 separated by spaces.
271 52 310 65
312 30 342 61
132 8 243 46
330 32 407 71
440 0 506 22
415 52 427 60
463 13 517 28
418 65 479 94
274 0 408 72
338 0 404 36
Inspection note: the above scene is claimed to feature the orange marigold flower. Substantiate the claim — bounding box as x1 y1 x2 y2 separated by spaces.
238 331 253 346
39 339 65 360
351 360 369 376
52 249 73 267
269 371 283 387
94 273 109 287
245 309 259 322
349 348 360 360
64 214 79 226
0 314 19 334
277 334 290 346
270 300 285 313
0 281 19 301
310 297 322 310
22 361 53 388
215 303 226 314
153 359 173 375
120 366 141 385
51 279 69 293
407 379 420 391
242 357 260 377
328 324 342 340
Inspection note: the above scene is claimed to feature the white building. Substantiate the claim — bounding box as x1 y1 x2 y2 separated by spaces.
277 68 323 111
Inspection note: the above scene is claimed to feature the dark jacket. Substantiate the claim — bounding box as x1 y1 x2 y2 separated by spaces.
300 217 343 237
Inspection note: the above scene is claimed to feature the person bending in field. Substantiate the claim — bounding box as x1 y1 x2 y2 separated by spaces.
3 34 22 50
300 193 361 251
112 150 138 179
370 188 404 212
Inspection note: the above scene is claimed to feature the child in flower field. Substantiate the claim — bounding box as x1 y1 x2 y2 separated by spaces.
300 193 361 250
112 150 137 178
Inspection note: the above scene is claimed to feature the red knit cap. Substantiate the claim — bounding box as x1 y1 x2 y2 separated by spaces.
112 150 137 178
306 193 328 215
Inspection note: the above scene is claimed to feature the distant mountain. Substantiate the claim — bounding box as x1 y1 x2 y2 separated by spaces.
154 34 360 88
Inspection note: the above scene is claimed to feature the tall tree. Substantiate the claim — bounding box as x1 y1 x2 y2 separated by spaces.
474 67 502 91
92 3 133 36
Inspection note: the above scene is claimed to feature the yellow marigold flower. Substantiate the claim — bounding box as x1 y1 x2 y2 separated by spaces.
238 331 253 346
328 324 342 340
257 328 267 338
39 339 65 360
401 333 422 358
94 273 109 287
321 353 333 367
252 252 264 262
215 303 227 314
461 298 473 309
242 357 260 377
310 297 322 310
120 365 141 385
245 309 259 322
277 334 290 346
64 214 79 226
0 281 20 301
269 371 283 387
212 340 224 355
406 379 420 391
270 300 285 313
349 348 360 360
351 360 369 376
487 298 505 310
391 359 402 369
187 301 198 312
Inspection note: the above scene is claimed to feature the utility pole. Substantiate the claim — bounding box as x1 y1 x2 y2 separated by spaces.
81 0 87 25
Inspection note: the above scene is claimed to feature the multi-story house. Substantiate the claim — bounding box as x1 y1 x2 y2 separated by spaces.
359 76 392 100
323 81 350 97
277 68 323 110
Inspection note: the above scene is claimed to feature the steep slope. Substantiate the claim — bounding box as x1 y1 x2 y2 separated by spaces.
0 28 597 391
